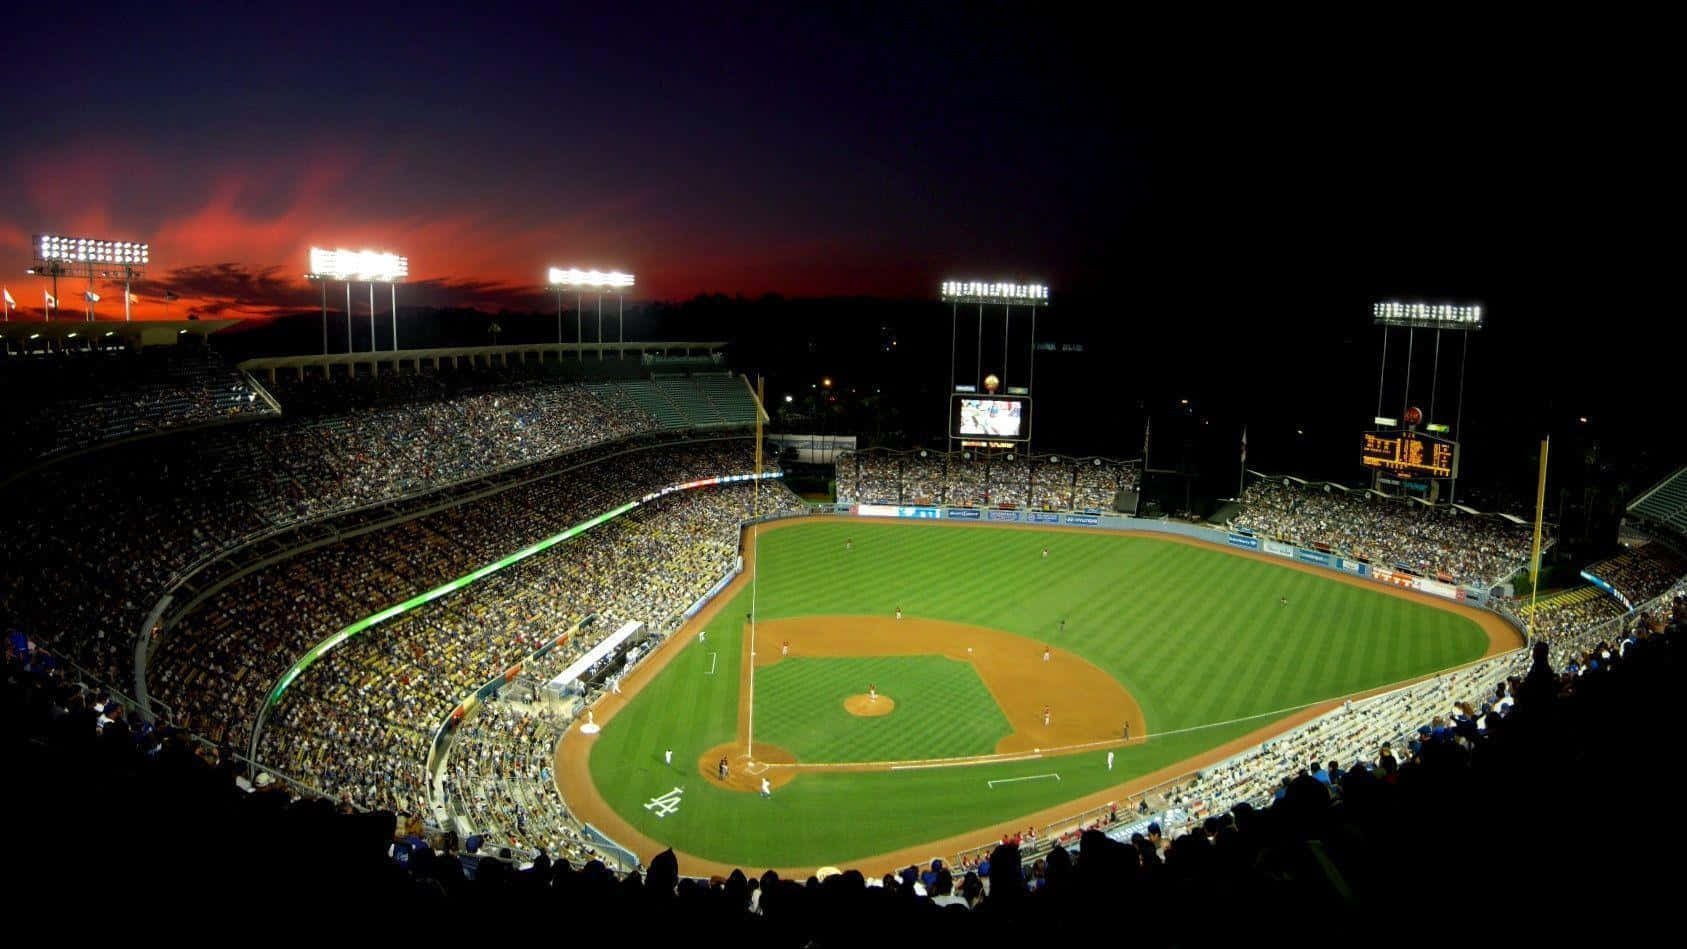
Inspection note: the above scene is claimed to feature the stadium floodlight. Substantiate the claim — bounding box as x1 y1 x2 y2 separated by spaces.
306 247 409 283
940 280 1049 306
547 268 635 289
1372 301 1484 330
33 233 150 321
33 234 150 269
546 267 636 355
304 247 408 354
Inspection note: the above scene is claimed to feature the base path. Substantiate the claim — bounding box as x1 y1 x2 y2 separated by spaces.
555 516 1525 880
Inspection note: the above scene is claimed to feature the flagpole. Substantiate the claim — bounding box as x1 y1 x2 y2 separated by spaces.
124 274 132 322
1239 425 1247 498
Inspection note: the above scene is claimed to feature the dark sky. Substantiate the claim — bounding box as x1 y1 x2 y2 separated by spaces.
1 5 1674 356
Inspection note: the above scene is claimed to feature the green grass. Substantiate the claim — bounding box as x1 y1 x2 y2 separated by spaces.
754 655 1011 762
588 520 1491 868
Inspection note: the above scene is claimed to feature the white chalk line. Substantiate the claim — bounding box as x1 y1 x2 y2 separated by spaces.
705 652 717 675
988 773 1060 788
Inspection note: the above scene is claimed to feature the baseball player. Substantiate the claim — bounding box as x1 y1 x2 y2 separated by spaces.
869 683 877 701
718 756 729 780
1042 705 1051 726
1059 618 1066 633
760 777 772 799
1042 546 1050 559
698 628 706 643
782 640 789 657
1043 645 1052 662
846 538 853 551
664 749 673 766
1107 750 1115 771
1123 722 1131 742
895 606 902 620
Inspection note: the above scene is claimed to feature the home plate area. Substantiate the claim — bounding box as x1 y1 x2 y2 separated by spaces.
697 742 798 792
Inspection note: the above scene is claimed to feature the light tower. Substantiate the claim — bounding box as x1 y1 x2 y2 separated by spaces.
305 248 409 353
1366 301 1484 502
31 234 149 322
939 280 1048 453
546 268 635 359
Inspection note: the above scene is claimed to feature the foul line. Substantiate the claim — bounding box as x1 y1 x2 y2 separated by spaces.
705 652 717 676
746 523 759 759
987 773 1060 788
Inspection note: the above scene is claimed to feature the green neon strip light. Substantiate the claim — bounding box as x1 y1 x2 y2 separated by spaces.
265 499 638 710
262 470 779 711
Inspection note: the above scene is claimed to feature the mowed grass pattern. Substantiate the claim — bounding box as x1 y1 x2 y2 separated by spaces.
747 522 1485 732
588 519 1493 867
754 656 1011 762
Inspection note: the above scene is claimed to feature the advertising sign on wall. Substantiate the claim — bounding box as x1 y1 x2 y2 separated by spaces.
946 508 981 520
1031 512 1063 524
986 510 1021 523
1262 539 1297 558
1227 533 1261 550
1063 514 1099 526
1294 549 1333 567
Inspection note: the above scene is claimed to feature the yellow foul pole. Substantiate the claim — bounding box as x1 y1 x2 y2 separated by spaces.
1526 435 1550 640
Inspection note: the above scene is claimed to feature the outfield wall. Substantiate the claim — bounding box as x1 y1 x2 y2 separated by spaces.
846 504 1502 610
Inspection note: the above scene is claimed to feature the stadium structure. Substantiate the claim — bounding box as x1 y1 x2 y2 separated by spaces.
2 292 1682 937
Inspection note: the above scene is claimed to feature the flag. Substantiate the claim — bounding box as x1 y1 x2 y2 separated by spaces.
1240 426 1248 464
128 292 140 304
45 291 56 307
2 288 14 307
164 290 179 302
84 290 101 302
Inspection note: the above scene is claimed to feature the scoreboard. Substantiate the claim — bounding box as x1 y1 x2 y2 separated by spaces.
1361 431 1458 478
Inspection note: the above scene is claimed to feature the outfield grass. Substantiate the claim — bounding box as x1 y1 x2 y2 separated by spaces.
587 519 1491 868
754 655 1011 762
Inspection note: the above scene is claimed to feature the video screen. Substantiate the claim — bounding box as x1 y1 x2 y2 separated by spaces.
953 396 1028 440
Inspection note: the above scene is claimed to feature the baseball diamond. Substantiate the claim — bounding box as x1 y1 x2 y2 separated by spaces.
559 516 1518 876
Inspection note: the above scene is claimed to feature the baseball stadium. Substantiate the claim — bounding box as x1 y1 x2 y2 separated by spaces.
5 13 1682 940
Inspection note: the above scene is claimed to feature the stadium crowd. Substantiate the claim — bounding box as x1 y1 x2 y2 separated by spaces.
1232 478 1539 586
149 440 781 744
0 344 271 463
836 449 1138 511
250 477 798 830
0 370 684 691
1582 542 1687 604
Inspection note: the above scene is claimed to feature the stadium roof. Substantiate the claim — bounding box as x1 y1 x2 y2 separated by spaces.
237 341 727 377
0 319 237 348
1627 465 1687 539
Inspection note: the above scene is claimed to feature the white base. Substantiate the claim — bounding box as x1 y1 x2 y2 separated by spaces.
579 723 601 734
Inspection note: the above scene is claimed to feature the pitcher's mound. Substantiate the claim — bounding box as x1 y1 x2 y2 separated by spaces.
844 694 895 717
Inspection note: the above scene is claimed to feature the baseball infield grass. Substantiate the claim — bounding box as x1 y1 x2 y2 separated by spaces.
755 656 1011 762
586 520 1492 868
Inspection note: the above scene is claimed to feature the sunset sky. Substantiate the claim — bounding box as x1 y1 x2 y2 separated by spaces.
3 5 1152 320
1 5 1669 331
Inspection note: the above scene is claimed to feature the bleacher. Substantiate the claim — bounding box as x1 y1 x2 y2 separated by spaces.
612 379 687 429
654 374 725 427
691 372 761 426
1629 466 1687 538
1515 585 1608 617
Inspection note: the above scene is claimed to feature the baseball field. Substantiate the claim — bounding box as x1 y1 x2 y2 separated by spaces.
556 517 1517 876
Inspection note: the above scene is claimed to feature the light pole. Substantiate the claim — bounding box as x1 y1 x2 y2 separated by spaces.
546 268 636 364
